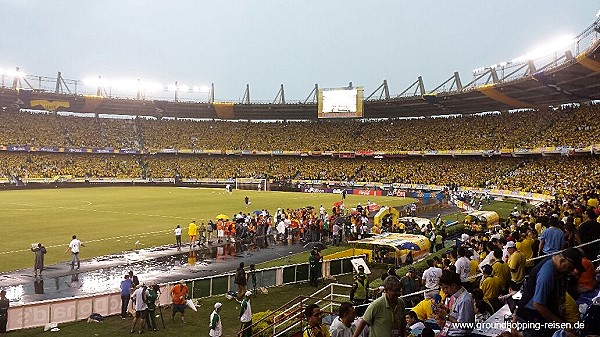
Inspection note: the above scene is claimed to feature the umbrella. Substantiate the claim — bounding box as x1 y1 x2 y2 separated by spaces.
216 214 228 220
332 201 343 207
253 210 262 215
396 241 420 251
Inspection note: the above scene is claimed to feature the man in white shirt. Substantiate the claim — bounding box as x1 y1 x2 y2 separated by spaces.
174 225 182 251
239 291 253 337
209 302 223 337
130 285 149 334
332 223 341 246
454 247 471 289
64 235 84 270
422 259 442 291
330 302 356 337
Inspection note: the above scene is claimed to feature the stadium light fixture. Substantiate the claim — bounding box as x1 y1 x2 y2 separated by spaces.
84 76 164 92
84 77 105 87
3 68 26 78
111 79 138 91
512 34 575 63
472 67 489 75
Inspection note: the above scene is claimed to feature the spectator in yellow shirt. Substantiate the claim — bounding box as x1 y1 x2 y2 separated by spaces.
188 221 198 247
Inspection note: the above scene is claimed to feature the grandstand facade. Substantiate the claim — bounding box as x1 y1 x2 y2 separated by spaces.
1 18 599 120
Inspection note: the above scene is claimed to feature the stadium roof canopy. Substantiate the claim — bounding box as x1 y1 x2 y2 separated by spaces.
1 18 599 120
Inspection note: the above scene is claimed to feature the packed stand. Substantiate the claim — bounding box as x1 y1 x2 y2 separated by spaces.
0 152 142 179
0 105 599 152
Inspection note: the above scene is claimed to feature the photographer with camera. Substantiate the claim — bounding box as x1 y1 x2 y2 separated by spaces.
146 284 160 331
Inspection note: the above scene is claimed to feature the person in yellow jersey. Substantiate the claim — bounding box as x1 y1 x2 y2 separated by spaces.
411 290 441 321
480 264 501 310
516 230 535 272
505 241 526 290
468 252 480 288
491 250 510 293
188 220 198 247
588 192 599 209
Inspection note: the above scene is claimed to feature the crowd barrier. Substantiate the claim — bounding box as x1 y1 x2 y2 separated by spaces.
4 255 359 331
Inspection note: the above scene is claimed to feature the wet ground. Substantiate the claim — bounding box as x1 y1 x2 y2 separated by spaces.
0 242 307 303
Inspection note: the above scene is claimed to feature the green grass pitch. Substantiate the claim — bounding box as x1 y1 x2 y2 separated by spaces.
0 186 414 273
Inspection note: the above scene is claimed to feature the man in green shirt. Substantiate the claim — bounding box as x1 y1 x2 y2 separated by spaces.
353 276 406 337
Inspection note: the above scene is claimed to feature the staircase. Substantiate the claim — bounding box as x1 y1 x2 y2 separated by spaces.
244 283 352 337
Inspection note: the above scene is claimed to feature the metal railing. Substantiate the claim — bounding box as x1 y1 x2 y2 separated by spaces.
5 255 359 331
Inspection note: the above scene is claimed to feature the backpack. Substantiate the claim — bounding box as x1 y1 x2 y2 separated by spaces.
89 313 104 321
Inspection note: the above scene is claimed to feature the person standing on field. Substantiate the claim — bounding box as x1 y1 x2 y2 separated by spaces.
32 243 46 277
0 290 8 334
209 302 223 337
175 225 182 251
188 221 198 247
239 291 253 337
65 235 84 270
235 262 248 301
171 280 188 323
120 274 134 319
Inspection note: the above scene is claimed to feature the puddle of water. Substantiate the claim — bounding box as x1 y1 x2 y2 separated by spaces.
6 243 244 303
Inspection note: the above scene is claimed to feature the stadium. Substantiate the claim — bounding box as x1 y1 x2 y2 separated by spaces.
0 4 599 337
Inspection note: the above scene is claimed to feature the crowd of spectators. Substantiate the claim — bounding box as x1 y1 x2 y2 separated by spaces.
0 105 600 198
0 105 599 152
137 105 600 152
181 183 600 337
0 152 141 179
352 185 600 337
3 151 600 199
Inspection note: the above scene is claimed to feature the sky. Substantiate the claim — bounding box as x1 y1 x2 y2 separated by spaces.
0 1 598 102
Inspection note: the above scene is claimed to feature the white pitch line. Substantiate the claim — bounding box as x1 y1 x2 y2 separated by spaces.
6 202 190 220
0 229 173 256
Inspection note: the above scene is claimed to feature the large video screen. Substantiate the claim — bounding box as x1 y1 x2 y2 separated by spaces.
318 86 363 118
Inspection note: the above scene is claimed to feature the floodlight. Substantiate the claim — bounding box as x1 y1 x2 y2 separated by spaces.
111 79 138 91
141 81 163 92
84 77 104 87
4 68 25 78
513 34 575 62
